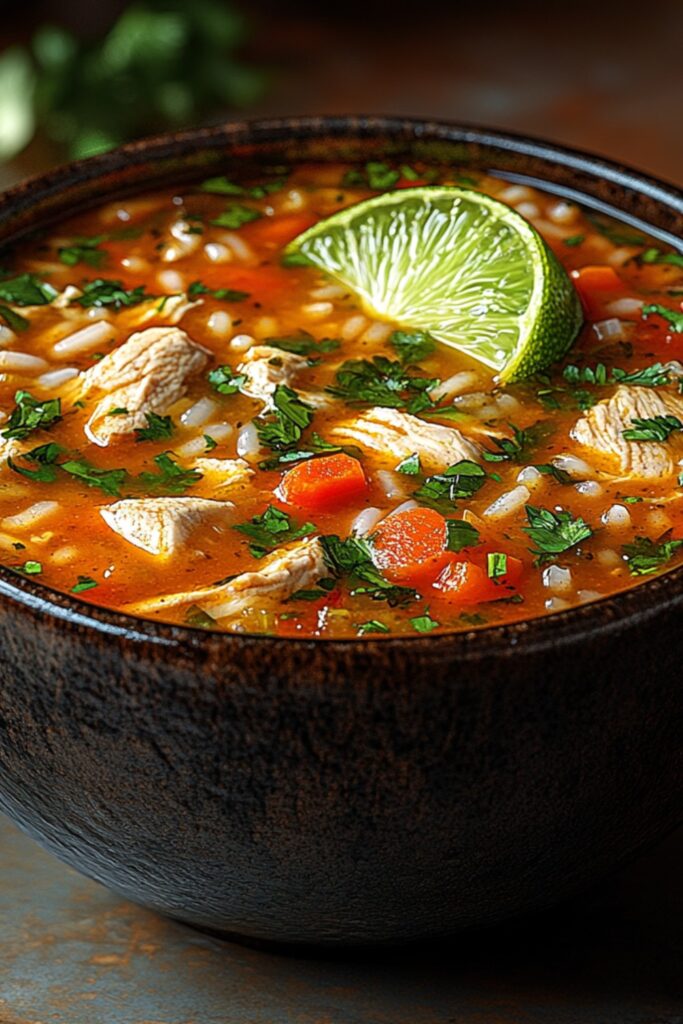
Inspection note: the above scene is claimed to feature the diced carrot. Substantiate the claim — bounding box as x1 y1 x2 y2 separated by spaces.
433 553 523 605
280 453 368 513
371 506 451 588
571 266 624 320
243 214 317 248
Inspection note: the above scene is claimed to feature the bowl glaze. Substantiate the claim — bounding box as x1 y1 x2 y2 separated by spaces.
0 117 681 946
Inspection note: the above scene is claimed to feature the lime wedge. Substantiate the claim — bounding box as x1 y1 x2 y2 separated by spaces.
284 186 583 381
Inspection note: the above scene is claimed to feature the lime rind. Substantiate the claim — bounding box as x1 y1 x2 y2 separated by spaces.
284 186 583 381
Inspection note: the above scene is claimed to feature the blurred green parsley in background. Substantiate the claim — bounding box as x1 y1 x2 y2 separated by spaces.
0 0 265 163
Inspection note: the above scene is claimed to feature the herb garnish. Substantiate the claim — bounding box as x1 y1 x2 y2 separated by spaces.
210 204 262 230
135 412 175 442
71 575 98 593
58 236 108 268
445 519 480 552
326 356 437 413
357 619 390 635
137 452 202 495
266 334 340 359
256 385 314 451
207 365 247 395
74 279 149 309
564 362 671 388
639 248 683 269
395 452 421 475
17 560 42 575
61 459 127 497
234 505 316 559
622 415 683 442
487 552 508 579
390 330 436 365
585 211 646 248
8 442 64 482
0 273 57 306
642 304 683 333
188 281 250 302
0 305 29 332
414 460 486 511
482 424 540 463
2 391 61 441
342 162 400 190
534 463 572 485
321 534 417 606
523 505 592 562
622 535 683 575
410 611 440 633
200 176 286 199
563 234 585 247
257 433 352 471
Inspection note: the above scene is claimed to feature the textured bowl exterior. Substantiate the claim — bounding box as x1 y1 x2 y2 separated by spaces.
0 118 681 945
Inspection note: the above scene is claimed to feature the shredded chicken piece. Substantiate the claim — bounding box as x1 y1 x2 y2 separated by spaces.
101 496 235 556
127 537 325 619
126 294 202 327
193 457 255 490
79 326 210 446
331 407 481 471
238 345 309 403
572 385 683 479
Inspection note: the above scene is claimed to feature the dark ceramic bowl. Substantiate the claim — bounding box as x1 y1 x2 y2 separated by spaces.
0 117 681 947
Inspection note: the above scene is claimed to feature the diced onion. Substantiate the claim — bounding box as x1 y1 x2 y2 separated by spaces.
2 501 59 530
545 596 571 611
516 466 542 488
351 507 384 536
601 503 631 528
577 589 601 602
207 311 232 337
237 422 260 459
157 269 184 292
181 397 220 428
542 564 573 594
604 297 644 317
597 548 623 569
575 480 603 497
229 333 255 353
203 243 232 264
376 470 406 501
221 232 255 264
553 454 594 479
483 485 530 520
593 318 626 342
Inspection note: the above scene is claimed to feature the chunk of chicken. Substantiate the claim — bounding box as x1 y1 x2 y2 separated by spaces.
127 537 325 620
193 457 255 491
101 496 235 556
572 385 683 479
331 407 481 471
238 345 309 404
126 294 202 328
79 326 210 446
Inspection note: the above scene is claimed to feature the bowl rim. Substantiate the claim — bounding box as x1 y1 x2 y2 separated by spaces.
1 113 682 657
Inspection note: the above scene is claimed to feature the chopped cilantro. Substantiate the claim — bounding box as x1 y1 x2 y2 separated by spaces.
257 433 350 470
200 176 286 198
137 452 202 495
622 415 683 442
0 305 29 332
74 279 149 309
107 407 129 416
459 611 487 626
185 605 217 629
210 204 262 229
445 519 480 552
2 391 61 441
71 575 98 593
534 463 572 484
563 234 585 247
642 304 683 333
135 412 175 443
639 248 683 269
321 534 416 607
585 211 646 248
256 385 314 451
564 363 608 386
622 535 683 575
342 161 400 190
266 335 340 358
414 460 486 511
58 236 107 268
61 459 127 497
395 452 421 475
0 273 58 306
611 363 670 387
207 364 246 395
410 611 440 633
17 560 42 575
326 356 437 412
487 552 508 579
8 442 64 482
203 434 218 452
188 281 249 302
390 330 436 365
234 505 316 558
524 505 592 562
357 620 390 635
482 424 540 463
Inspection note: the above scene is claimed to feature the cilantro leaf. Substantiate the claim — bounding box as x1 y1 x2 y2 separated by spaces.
74 279 149 309
585 211 646 247
445 519 480 552
8 442 64 482
611 363 670 387
523 505 592 562
210 204 262 229
188 281 249 302
137 452 202 495
58 236 107 268
16 560 42 575
0 304 29 332
71 575 98 593
487 552 508 579
410 611 440 633
2 390 61 441
207 365 246 395
622 535 683 575
395 452 421 475
563 234 585 247
256 385 314 451
321 534 417 607
135 412 175 442
61 459 127 497
200 176 286 198
266 334 340 358
642 304 683 333
639 248 683 269
326 356 436 412
234 505 316 558
257 433 352 470
482 424 540 463
414 460 486 511
357 619 390 635
390 330 436 365
622 415 683 442
534 463 573 484
0 273 58 306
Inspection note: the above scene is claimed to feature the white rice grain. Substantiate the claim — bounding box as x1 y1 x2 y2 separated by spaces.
604 297 644 317
351 507 384 536
203 242 232 264
376 470 406 501
229 333 255 353
180 397 220 428
0 351 50 374
483 485 530 520
553 454 595 480
601 503 631 528
3 501 59 530
236 422 260 459
341 314 368 341
542 564 573 594
207 310 232 337
310 284 347 301
361 321 393 345
37 367 80 389
157 269 185 292
431 371 480 401
302 301 334 320
52 321 116 358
